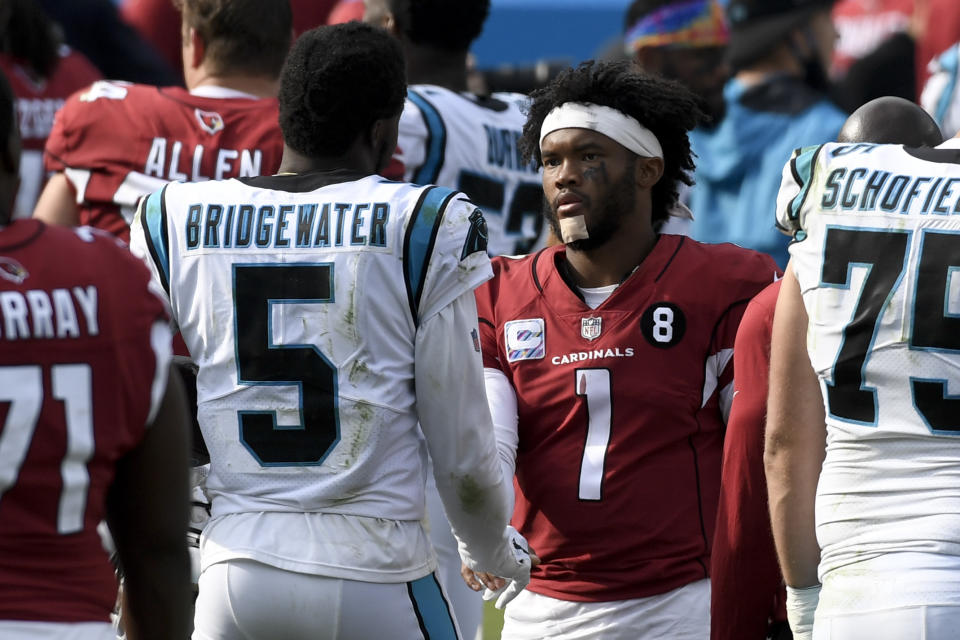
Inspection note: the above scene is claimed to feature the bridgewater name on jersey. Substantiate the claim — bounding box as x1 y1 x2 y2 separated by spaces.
777 140 960 609
0 221 171 623
44 81 283 241
129 172 491 581
476 236 778 602
398 85 543 256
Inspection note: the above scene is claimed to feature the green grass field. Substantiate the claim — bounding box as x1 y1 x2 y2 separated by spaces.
482 599 504 640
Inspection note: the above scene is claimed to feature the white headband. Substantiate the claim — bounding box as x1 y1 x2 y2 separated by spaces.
539 102 663 159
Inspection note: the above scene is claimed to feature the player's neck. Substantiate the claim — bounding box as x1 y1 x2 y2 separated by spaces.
277 145 377 177
187 72 279 99
406 48 469 91
563 223 657 288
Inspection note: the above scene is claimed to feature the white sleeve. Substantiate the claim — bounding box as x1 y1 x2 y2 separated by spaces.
129 194 166 292
397 97 429 183
775 144 825 236
415 290 525 580
484 366 518 515
920 45 960 138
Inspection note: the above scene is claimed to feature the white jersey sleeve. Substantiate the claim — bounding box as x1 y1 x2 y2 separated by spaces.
416 291 523 578
413 190 492 323
775 144 825 237
921 43 960 138
396 98 428 183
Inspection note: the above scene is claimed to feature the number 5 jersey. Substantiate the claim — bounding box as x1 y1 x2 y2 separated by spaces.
475 237 778 602
128 172 503 583
777 140 960 606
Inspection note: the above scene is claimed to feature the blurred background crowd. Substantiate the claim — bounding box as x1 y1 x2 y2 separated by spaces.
5 0 960 269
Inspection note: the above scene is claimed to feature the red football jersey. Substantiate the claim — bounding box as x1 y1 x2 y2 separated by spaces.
44 82 283 241
475 235 779 602
0 220 170 623
0 49 102 219
710 280 787 640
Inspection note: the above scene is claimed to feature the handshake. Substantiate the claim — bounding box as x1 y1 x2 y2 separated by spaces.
459 526 540 609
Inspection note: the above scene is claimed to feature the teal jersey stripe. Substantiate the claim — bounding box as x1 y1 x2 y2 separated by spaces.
408 89 446 185
408 574 457 640
789 144 824 223
404 186 457 323
141 186 171 293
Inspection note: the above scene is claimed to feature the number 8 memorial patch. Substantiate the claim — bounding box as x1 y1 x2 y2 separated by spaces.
640 302 686 348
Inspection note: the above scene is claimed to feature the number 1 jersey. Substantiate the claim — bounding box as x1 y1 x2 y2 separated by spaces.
475 237 778 602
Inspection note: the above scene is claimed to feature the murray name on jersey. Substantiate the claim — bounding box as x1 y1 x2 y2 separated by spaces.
0 284 99 341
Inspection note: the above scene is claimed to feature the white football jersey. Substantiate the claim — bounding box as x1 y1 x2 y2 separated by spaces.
398 85 544 256
777 140 960 608
921 43 960 138
128 172 494 580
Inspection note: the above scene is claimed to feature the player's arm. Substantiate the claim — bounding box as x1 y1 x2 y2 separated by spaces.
483 366 519 515
32 172 80 226
711 283 784 640
106 364 192 640
765 264 826 639
415 291 531 596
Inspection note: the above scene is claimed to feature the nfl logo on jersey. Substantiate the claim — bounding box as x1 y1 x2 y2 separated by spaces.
194 109 225 135
581 316 602 341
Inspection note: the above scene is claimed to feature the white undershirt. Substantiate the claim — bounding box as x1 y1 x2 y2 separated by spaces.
578 284 618 310
188 85 260 100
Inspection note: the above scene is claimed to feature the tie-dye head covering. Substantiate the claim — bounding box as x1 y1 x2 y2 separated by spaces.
625 0 729 53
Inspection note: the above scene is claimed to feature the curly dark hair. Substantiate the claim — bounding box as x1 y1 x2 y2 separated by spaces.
520 60 704 223
174 0 292 79
390 0 489 52
279 23 406 158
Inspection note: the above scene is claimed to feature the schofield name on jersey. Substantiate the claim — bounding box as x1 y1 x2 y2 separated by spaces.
0 286 98 340
185 201 390 250
144 138 263 183
821 156 960 217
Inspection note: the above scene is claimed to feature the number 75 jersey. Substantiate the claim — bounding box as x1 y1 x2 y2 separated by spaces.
778 141 960 583
128 173 491 523
777 141 960 436
475 239 778 602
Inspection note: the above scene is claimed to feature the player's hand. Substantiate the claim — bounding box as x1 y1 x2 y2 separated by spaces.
460 526 540 609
